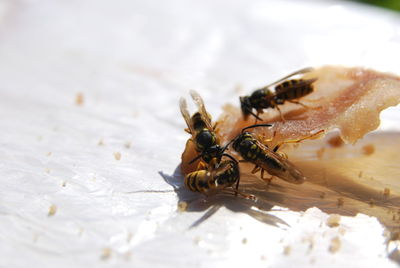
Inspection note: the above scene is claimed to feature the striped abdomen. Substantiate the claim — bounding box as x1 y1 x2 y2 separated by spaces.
274 79 314 100
184 170 214 194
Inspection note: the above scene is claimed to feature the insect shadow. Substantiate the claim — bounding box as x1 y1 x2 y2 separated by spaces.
161 132 400 235
159 165 289 229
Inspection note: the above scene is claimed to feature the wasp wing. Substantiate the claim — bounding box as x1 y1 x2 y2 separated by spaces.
274 77 318 95
254 139 306 184
190 90 214 131
260 67 314 90
179 97 195 135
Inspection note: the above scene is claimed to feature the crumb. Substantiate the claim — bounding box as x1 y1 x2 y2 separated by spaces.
47 152 52 156
193 236 201 245
242 238 248 244
283 245 291 256
132 111 140 118
61 181 66 187
337 198 344 207
327 135 344 147
101 248 112 260
234 84 243 94
125 141 131 149
384 188 390 197
362 144 375 155
44 168 51 174
358 171 363 178
78 228 84 236
48 205 57 216
260 255 267 261
329 237 341 253
98 138 104 146
319 192 326 199
75 93 84 106
316 147 325 159
114 152 121 160
127 232 133 242
326 214 341 227
369 199 375 208
37 136 43 142
338 227 346 236
177 201 188 212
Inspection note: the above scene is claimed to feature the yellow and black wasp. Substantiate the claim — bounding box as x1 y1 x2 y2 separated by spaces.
184 154 252 197
180 90 223 166
226 124 323 184
239 67 317 121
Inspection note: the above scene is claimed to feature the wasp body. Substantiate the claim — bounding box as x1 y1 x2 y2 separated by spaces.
180 90 222 164
240 67 317 121
184 158 240 195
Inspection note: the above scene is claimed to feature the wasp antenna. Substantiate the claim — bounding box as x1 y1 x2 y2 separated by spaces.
241 124 273 133
221 153 238 164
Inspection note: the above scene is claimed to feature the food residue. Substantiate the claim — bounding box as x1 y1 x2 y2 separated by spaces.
283 245 291 256
114 152 121 160
326 214 341 227
101 248 112 260
75 93 84 106
329 237 341 253
177 201 188 212
327 135 344 147
48 205 57 216
362 144 375 155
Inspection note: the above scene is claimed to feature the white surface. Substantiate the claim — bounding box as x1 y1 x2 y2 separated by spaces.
0 0 399 267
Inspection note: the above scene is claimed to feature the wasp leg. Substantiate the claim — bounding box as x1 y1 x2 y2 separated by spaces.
275 106 286 122
251 165 261 174
273 130 324 152
288 100 308 108
184 128 192 134
196 161 207 170
229 188 256 200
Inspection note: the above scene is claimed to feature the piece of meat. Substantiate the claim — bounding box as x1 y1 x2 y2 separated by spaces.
181 65 400 174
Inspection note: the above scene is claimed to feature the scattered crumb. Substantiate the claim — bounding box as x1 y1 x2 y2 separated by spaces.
48 205 57 216
362 144 375 155
193 236 201 245
125 141 132 149
98 138 104 146
114 152 121 160
337 198 344 207
47 152 52 156
44 168 51 174
61 181 66 187
326 214 341 227
384 188 391 197
75 93 84 106
78 228 84 236
132 111 140 118
319 192 326 199
283 245 291 256
338 227 346 236
327 135 344 147
127 232 133 242
358 171 363 178
101 248 112 260
369 199 375 208
316 147 325 159
329 237 341 253
242 238 248 244
234 84 243 94
177 201 188 212
37 136 43 142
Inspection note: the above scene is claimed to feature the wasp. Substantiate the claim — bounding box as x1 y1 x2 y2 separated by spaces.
239 67 318 121
180 90 223 166
226 124 323 184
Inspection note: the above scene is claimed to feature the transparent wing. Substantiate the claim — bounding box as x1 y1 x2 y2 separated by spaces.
274 78 318 95
190 90 213 131
179 97 195 134
260 67 314 90
255 138 306 184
